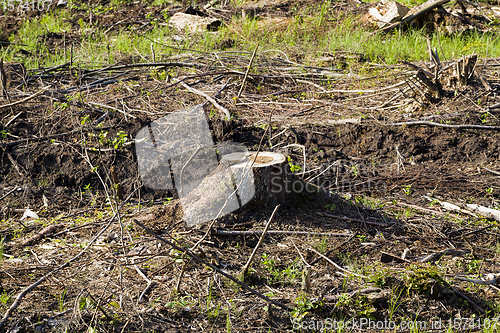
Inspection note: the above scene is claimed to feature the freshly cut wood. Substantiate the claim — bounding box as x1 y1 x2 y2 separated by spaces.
181 151 288 226
369 0 409 28
169 13 222 33
380 0 450 33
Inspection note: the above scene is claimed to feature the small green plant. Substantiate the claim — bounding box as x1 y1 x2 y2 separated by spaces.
402 265 445 296
466 258 482 274
282 260 300 283
58 288 67 312
78 296 92 311
261 254 299 284
387 287 404 321
287 156 302 173
261 253 275 271
486 187 494 195
165 295 192 311
291 293 323 321
0 291 11 307
83 183 92 193
428 199 440 207
36 177 50 187
98 131 108 146
404 208 415 218
316 236 329 254
110 130 128 150
356 235 366 242
325 204 336 211
0 130 8 140
226 307 231 333
402 185 412 195
351 165 359 177
368 265 390 287
206 281 221 320
80 114 90 125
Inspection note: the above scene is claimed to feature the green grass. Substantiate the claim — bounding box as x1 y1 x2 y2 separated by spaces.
1 2 499 73
0 291 11 307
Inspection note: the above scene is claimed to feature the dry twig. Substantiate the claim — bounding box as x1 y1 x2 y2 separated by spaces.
240 204 280 280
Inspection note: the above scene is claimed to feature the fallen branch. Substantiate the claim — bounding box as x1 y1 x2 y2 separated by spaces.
465 204 500 222
318 80 406 94
448 285 485 314
482 167 500 176
324 287 382 302
0 86 51 110
0 187 21 201
0 125 115 148
134 265 154 303
87 101 137 119
236 43 259 101
309 233 357 266
385 120 500 130
213 229 352 237
6 151 26 178
309 246 367 279
241 204 279 280
395 201 463 220
84 61 204 76
16 225 57 249
455 274 498 286
422 195 476 216
379 0 450 33
317 212 389 227
177 80 231 119
418 249 469 263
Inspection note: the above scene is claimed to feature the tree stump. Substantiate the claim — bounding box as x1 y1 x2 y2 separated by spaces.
181 151 290 226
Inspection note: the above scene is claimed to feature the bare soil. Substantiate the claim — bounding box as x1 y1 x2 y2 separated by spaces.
1 0 500 332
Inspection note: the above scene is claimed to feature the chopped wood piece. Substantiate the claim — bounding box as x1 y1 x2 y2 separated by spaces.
369 0 409 28
17 225 57 248
380 0 450 33
169 13 222 33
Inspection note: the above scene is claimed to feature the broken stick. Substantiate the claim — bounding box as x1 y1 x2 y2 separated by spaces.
240 204 280 281
177 80 231 119
0 85 50 109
